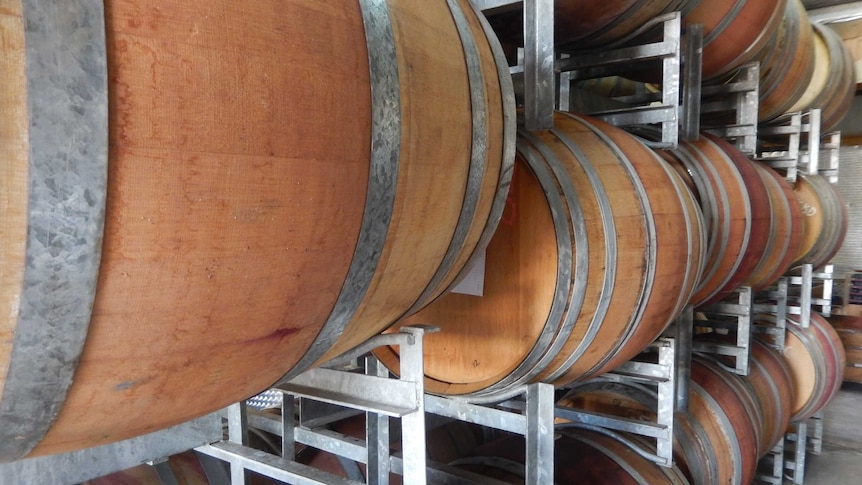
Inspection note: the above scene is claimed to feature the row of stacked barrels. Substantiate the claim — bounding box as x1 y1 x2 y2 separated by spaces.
488 0 856 130
0 0 849 474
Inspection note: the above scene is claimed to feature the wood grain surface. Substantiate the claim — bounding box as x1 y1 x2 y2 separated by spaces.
382 113 702 395
0 0 28 394
4 0 509 456
745 163 804 289
756 0 816 122
780 313 846 422
685 0 786 79
793 174 849 268
661 134 759 306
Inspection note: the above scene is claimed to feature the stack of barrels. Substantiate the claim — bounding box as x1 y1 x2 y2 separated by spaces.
558 319 845 485
0 4 852 485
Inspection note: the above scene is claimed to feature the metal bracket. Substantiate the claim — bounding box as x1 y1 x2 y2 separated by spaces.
701 62 759 154
476 0 555 130
555 13 689 149
693 288 753 375
758 109 825 184
552 308 692 468
753 277 789 350
196 325 438 485
424 383 556 483
784 420 809 485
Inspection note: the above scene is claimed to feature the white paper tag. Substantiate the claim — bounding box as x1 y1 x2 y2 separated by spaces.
450 250 485 297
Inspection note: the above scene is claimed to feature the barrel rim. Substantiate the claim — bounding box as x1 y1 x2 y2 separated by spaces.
0 0 109 461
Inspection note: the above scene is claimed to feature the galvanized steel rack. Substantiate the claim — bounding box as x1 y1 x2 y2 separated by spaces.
196 315 693 483
701 62 760 155
554 12 695 148
475 0 701 149
693 288 754 376
757 109 832 184
196 325 452 485
554 307 694 468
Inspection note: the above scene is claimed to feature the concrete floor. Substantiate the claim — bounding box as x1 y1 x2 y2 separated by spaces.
799 383 862 484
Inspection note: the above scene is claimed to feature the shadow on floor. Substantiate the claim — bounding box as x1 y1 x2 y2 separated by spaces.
799 382 862 485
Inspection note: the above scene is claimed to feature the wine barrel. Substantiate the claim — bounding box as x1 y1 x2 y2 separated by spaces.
685 0 787 80
694 335 795 457
793 174 849 268
376 112 704 398
744 163 804 290
449 429 690 484
0 0 514 459
761 313 846 421
659 133 770 305
787 23 856 131
553 0 692 49
560 359 762 485
756 0 816 122
747 339 796 456
827 315 862 383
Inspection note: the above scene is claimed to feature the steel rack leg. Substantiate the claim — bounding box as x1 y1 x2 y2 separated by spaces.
785 421 809 484
675 306 693 412
366 358 391 485
424 382 556 483
198 325 436 485
226 403 249 485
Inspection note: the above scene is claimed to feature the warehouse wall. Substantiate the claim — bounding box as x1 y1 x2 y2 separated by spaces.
833 146 862 273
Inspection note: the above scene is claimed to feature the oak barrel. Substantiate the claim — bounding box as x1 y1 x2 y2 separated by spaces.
449 429 690 484
552 0 692 49
827 315 862 383
793 174 849 269
685 0 787 80
747 339 796 456
787 23 856 131
560 358 762 485
760 313 846 422
744 162 805 290
755 0 816 122
694 334 795 457
659 133 770 305
0 0 513 459
486 0 692 62
377 112 704 398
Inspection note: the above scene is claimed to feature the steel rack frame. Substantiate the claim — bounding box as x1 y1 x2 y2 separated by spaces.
551 307 693 468
197 323 559 485
753 277 790 349
758 109 822 184
784 420 810 485
555 14 702 149
475 0 699 148
701 62 760 155
692 288 753 376
196 325 441 485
